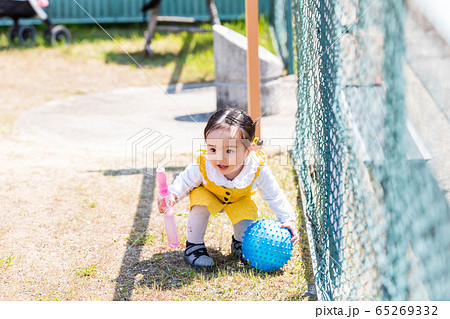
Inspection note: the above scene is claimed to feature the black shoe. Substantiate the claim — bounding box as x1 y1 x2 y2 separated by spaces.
231 235 246 262
184 241 215 269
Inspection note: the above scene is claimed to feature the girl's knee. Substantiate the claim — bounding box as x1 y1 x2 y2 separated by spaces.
233 219 255 241
234 219 254 228
190 205 211 216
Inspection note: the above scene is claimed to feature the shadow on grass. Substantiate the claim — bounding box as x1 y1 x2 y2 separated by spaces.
102 166 185 301
131 248 287 293
104 31 212 85
103 165 311 301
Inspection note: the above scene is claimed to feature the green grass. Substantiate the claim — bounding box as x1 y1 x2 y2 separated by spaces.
0 254 15 267
113 154 315 301
223 15 276 53
76 264 98 277
126 231 157 246
82 199 97 208
34 292 61 301
0 17 277 84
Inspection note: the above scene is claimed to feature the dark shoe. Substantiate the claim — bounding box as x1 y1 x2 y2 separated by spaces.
184 241 215 269
231 235 246 262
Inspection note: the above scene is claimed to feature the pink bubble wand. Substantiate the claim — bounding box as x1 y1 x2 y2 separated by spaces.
156 167 179 248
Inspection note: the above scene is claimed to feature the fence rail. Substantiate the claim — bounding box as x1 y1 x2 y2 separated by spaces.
0 0 272 25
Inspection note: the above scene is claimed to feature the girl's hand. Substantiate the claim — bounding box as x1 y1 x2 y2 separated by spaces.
281 220 299 245
158 193 177 214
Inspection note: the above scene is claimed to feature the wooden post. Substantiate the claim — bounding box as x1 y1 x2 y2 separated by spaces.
245 0 261 137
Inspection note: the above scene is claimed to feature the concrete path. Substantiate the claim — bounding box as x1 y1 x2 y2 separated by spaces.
411 0 450 45
17 75 298 158
406 2 450 122
405 5 450 200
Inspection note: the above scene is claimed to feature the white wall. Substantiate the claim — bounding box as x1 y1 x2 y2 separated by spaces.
412 0 450 44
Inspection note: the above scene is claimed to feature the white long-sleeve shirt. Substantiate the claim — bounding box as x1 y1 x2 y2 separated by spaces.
168 152 296 223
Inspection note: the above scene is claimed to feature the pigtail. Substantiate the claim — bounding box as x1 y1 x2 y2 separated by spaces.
251 118 264 150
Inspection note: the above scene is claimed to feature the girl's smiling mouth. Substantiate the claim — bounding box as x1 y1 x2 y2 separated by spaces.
217 164 229 171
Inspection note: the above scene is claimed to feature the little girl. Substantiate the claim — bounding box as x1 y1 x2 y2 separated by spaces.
158 108 298 269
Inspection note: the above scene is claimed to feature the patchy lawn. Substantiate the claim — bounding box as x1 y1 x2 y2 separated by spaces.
0 21 313 301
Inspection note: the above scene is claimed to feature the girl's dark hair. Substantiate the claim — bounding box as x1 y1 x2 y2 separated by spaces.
204 108 259 145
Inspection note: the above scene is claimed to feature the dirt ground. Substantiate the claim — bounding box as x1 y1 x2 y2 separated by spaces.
0 45 156 300
0 44 311 301
0 46 162 133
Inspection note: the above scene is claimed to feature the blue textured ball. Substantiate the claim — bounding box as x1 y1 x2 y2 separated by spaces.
242 219 293 271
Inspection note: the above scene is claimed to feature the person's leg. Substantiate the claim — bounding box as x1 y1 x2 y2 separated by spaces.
184 205 215 268
232 219 254 241
187 205 210 243
231 219 254 261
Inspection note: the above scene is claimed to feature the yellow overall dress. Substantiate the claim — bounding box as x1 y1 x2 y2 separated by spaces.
189 150 267 225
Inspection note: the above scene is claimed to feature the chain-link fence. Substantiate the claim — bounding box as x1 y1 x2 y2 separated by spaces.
270 0 294 74
291 0 450 300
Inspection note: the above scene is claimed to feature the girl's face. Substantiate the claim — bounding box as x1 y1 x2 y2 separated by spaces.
205 128 252 180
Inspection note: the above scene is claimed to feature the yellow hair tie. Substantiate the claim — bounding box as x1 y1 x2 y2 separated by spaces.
252 137 263 146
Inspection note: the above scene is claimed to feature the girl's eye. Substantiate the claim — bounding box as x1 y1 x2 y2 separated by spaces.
226 149 234 154
209 148 216 153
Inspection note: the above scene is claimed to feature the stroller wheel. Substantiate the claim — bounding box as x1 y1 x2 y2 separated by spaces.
50 25 71 46
18 25 37 46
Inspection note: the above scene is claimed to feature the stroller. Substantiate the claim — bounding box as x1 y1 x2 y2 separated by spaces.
0 0 71 45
